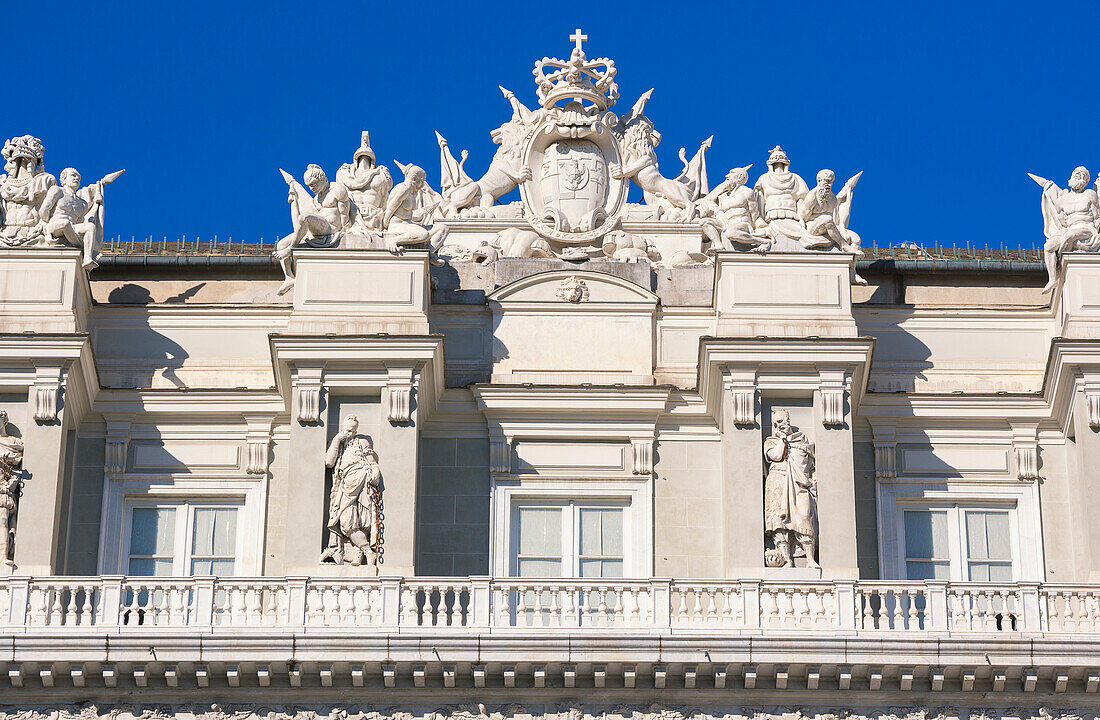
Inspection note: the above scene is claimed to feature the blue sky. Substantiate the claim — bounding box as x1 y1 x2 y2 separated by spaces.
14 1 1100 248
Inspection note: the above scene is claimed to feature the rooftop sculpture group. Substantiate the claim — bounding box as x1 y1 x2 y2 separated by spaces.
0 135 123 270
272 31 868 283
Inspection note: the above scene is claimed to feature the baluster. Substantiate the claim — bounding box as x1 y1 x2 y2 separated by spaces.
888 588 903 630
675 588 688 625
561 586 577 626
49 587 63 626
496 586 512 626
906 589 919 630
515 585 529 627
578 587 591 627
860 589 872 629
873 588 888 630
1061 591 1075 632
596 586 609 626
247 586 261 625
624 586 639 626
265 585 279 626
983 590 997 631
64 586 78 626
170 586 186 626
400 587 419 626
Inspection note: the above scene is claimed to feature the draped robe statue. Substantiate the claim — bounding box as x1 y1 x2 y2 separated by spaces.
0 410 23 565
763 409 819 569
321 415 382 571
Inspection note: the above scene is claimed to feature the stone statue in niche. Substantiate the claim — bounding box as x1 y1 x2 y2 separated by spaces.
763 409 819 569
321 415 383 571
0 410 24 566
1029 166 1100 293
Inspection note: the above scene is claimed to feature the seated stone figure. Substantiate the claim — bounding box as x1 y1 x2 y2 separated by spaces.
39 167 124 269
382 162 449 251
1030 166 1100 293
274 164 352 295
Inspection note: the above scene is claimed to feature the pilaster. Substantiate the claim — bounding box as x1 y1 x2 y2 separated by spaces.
283 367 329 574
813 371 858 579
721 368 763 577
1071 387 1100 581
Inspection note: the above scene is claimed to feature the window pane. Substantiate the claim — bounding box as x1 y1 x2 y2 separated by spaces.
580 558 623 578
517 507 561 557
517 558 562 577
193 507 237 557
129 507 175 556
192 558 235 576
129 557 173 577
969 561 1013 583
906 560 949 581
987 562 1013 582
904 510 947 559
967 511 1011 561
579 508 623 556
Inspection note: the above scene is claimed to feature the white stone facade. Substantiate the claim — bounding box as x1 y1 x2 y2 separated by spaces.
0 29 1098 720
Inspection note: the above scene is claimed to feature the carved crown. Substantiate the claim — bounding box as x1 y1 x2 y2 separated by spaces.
533 32 618 112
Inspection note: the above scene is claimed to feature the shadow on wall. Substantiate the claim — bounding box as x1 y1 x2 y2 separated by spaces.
856 305 933 393
104 284 191 389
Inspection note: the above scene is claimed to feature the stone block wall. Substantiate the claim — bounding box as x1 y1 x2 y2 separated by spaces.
62 435 105 575
417 436 490 575
654 439 723 577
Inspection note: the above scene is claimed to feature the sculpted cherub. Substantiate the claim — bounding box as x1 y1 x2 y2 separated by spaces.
39 167 125 269
1029 166 1100 293
274 164 352 295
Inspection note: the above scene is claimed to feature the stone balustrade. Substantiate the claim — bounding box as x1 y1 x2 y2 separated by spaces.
1 576 1092 635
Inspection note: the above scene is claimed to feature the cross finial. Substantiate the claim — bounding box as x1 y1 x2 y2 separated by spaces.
570 28 588 53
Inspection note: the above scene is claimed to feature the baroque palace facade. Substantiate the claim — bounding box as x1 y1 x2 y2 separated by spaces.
1 30 1100 720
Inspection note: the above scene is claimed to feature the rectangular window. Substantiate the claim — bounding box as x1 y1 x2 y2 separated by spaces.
900 504 1016 582
125 501 240 576
512 501 625 578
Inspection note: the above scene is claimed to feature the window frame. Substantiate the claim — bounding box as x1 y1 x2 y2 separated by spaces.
509 499 630 578
899 503 1018 582
492 476 651 578
878 480 1043 582
122 499 244 577
99 476 265 576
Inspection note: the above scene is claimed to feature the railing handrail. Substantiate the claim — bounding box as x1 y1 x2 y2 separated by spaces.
1 576 1091 635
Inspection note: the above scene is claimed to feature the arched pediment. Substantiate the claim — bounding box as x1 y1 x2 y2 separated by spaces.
488 269 658 305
